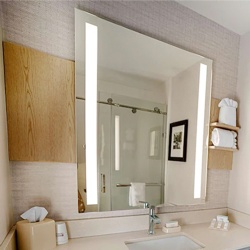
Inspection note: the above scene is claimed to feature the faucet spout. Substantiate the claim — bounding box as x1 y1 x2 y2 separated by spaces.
148 205 161 235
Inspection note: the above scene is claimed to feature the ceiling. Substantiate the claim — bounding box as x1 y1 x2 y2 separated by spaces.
177 0 250 35
84 9 204 82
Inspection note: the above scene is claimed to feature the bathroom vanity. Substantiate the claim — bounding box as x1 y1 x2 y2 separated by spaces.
55 223 250 250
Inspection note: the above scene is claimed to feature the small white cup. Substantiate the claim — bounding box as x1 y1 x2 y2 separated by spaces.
55 222 68 245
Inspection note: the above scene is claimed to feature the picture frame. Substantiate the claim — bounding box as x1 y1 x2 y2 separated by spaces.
168 119 188 162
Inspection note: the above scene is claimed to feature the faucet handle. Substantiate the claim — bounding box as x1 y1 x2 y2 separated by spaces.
139 201 150 208
149 205 156 216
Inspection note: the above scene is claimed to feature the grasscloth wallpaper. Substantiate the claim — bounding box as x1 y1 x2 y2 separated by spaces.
0 1 239 221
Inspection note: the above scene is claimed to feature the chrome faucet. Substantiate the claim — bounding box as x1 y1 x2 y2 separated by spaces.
139 201 150 209
148 205 161 235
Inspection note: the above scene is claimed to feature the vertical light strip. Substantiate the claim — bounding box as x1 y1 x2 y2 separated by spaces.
149 131 156 156
115 115 120 171
194 63 207 199
85 23 98 205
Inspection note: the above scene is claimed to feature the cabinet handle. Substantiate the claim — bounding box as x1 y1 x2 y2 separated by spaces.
101 174 106 193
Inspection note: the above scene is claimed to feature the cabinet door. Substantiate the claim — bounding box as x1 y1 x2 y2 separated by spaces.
3 42 76 163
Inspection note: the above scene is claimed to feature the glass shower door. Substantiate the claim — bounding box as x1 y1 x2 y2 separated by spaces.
110 103 166 210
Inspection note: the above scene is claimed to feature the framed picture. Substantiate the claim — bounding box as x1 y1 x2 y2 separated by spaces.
168 119 188 162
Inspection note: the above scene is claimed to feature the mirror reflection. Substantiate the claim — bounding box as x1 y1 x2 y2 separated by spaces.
75 9 212 213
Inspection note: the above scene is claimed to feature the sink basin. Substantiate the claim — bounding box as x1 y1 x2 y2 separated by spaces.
125 234 204 250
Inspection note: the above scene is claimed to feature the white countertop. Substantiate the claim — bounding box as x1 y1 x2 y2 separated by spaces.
56 223 250 250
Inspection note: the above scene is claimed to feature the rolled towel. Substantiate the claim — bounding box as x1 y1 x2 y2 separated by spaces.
232 131 237 149
211 128 237 148
218 98 238 126
129 182 145 207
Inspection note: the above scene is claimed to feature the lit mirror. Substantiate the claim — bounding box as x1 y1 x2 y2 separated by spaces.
75 9 212 213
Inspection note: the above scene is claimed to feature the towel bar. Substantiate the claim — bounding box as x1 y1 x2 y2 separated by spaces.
116 183 163 187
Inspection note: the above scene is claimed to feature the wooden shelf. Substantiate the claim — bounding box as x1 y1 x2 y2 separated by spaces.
208 98 239 170
209 146 238 152
210 122 240 131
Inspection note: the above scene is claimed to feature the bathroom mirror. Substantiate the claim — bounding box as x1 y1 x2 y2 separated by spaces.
75 9 212 213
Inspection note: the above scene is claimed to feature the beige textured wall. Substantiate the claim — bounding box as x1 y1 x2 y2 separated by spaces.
0 1 240 221
0 8 14 245
11 162 78 222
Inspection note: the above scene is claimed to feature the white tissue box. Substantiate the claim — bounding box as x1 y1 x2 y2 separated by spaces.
16 218 56 250
219 106 236 126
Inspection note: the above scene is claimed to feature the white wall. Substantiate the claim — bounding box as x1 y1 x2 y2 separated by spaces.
228 31 250 213
0 26 14 244
166 63 200 205
98 79 166 106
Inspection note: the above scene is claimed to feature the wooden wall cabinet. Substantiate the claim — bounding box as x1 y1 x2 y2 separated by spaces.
208 98 239 170
3 42 76 163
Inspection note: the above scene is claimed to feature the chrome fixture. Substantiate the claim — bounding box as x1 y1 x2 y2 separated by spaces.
107 98 113 104
116 183 163 187
132 108 137 114
76 96 167 115
154 107 160 113
148 205 161 235
139 201 150 209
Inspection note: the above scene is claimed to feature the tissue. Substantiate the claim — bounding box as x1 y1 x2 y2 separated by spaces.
21 207 48 223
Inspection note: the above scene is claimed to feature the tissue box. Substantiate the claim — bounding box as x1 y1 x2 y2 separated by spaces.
16 218 56 250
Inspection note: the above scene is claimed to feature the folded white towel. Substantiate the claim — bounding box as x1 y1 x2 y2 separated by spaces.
211 128 237 148
129 182 145 207
218 98 238 108
218 98 238 126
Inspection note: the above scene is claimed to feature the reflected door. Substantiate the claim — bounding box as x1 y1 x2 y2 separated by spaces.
109 100 166 210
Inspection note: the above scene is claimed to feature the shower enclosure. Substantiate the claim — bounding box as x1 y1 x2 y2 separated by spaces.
97 94 166 211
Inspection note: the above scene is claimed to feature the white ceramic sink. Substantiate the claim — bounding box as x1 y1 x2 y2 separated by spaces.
125 234 204 250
